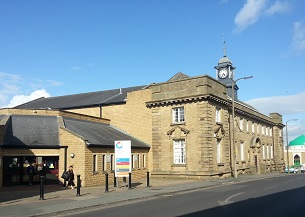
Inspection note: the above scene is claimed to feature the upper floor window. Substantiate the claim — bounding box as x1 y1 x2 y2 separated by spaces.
172 107 185 123
216 107 221 122
252 122 255 133
246 120 249 132
240 118 244 131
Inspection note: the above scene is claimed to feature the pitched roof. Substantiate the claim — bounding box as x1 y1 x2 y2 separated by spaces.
167 72 190 82
63 117 150 148
1 115 60 147
0 114 150 149
289 134 305 146
14 85 147 110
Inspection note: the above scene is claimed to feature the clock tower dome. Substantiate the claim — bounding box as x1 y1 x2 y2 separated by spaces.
214 40 238 99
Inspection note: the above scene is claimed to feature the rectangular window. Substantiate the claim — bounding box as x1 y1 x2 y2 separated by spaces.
252 122 255 133
102 154 106 171
266 145 269 160
142 154 146 168
110 154 114 171
240 118 244 131
172 107 185 123
137 154 140 169
217 139 221 163
174 140 186 164
216 107 221 122
93 154 97 172
246 120 249 132
270 128 272 136
262 145 266 160
257 124 260 134
266 127 269 136
240 142 244 161
131 154 135 169
271 145 274 159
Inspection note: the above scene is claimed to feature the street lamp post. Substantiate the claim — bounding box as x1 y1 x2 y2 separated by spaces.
231 76 253 178
285 119 298 173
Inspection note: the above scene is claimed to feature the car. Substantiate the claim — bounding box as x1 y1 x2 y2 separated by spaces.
285 167 298 173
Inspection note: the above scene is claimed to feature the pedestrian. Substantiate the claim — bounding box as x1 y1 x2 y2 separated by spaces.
67 166 75 189
26 163 35 186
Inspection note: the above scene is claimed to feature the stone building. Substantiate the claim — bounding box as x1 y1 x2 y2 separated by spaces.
0 53 285 187
285 134 305 167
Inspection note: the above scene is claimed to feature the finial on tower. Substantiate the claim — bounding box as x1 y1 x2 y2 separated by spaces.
222 34 226 57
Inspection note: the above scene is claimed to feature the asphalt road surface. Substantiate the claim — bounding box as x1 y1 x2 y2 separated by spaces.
59 174 305 217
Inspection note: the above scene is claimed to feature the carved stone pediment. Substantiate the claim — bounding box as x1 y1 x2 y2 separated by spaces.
214 124 225 138
167 126 190 138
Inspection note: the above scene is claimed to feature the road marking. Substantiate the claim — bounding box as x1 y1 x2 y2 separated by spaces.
218 192 244 206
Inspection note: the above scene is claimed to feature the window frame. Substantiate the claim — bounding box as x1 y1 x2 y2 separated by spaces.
172 107 185 123
173 139 186 165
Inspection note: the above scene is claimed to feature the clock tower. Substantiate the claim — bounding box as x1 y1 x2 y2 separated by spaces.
214 41 238 100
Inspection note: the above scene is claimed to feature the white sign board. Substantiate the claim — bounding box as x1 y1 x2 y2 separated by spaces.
114 140 131 177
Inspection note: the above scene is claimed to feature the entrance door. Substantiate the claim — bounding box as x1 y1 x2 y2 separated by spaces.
3 157 22 186
3 156 59 186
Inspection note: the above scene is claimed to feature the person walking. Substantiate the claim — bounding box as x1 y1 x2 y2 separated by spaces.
67 166 75 189
26 163 35 186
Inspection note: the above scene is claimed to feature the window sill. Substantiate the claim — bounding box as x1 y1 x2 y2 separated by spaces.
171 164 186 167
170 122 185 126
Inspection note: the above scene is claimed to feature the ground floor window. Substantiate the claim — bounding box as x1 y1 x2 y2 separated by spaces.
3 156 59 186
174 139 186 164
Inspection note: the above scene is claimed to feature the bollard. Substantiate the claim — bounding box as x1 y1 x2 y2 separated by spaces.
76 175 81 196
128 172 132 190
39 176 45 200
105 173 109 193
113 173 117 187
146 171 150 187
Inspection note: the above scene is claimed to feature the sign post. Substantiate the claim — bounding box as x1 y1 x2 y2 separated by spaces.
114 140 131 187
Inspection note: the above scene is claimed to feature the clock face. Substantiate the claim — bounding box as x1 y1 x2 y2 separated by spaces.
218 69 228 79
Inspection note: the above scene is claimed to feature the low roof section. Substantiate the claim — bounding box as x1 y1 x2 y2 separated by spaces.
63 117 150 148
14 85 147 110
1 115 60 148
0 114 150 149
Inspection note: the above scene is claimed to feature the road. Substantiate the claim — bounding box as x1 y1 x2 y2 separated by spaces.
59 174 305 217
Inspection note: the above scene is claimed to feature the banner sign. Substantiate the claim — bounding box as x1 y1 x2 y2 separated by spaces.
114 140 131 177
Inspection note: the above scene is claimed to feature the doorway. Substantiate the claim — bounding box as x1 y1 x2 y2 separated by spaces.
3 156 59 186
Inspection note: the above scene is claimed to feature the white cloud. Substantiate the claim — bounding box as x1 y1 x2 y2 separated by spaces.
234 0 267 33
6 89 51 108
246 91 305 142
245 91 305 115
292 20 305 53
234 0 291 33
265 1 290 15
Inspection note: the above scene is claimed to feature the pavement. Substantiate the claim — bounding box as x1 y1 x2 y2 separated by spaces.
0 172 286 217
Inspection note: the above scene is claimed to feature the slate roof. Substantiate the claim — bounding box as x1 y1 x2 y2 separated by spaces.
14 85 147 110
1 115 60 147
63 117 150 148
0 114 150 149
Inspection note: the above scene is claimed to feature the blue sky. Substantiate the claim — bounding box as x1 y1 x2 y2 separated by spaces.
0 0 304 142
